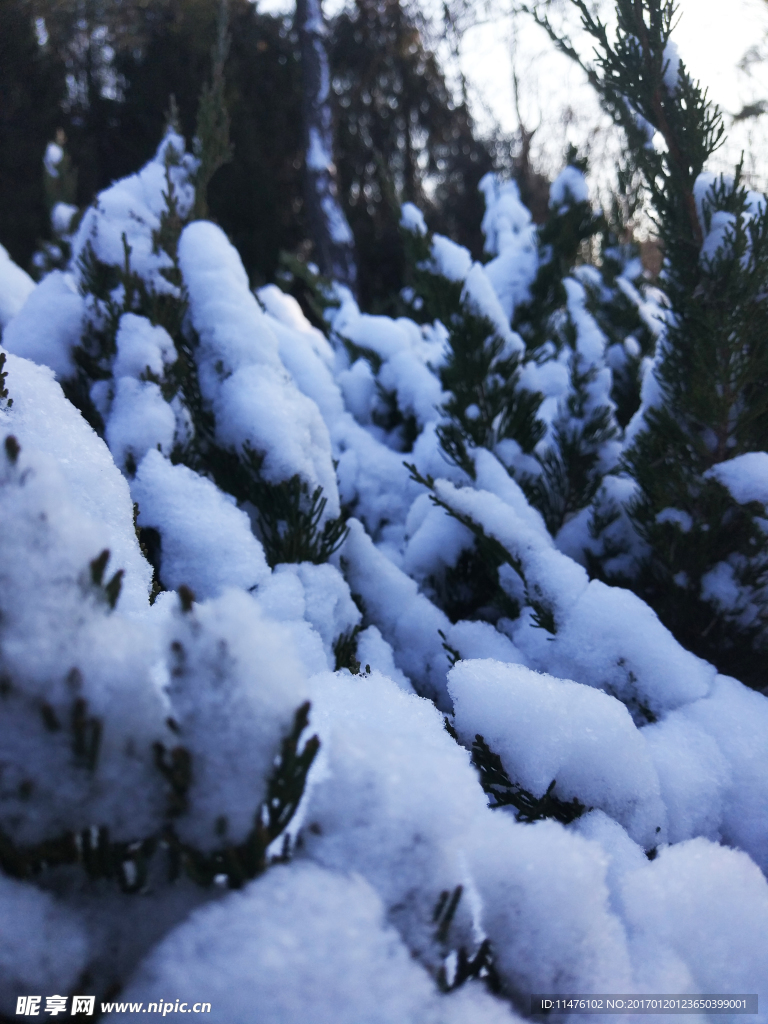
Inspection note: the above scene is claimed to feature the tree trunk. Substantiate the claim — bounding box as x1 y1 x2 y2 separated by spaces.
296 0 357 291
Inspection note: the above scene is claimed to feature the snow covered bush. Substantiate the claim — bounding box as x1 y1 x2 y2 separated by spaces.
530 0 768 691
0 0 767 1016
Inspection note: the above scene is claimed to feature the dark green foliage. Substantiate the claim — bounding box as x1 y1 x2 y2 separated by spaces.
432 885 501 994
0 821 158 895
471 734 589 824
534 0 768 689
402 225 546 481
433 884 464 945
69 170 190 434
253 474 349 567
333 624 363 673
513 160 602 359
206 443 349 568
508 162 621 535
71 696 103 771
3 434 20 465
586 165 658 428
438 939 499 994
436 545 520 626
0 354 13 410
527 360 619 535
177 584 196 613
134 503 165 603
407 465 557 632
192 0 233 220
154 736 193 817
175 700 320 888
437 629 461 668
65 130 347 572
528 0 724 267
403 175 620 539
87 548 124 610
262 701 319 843
0 699 319 894
334 317 420 449
436 308 544 480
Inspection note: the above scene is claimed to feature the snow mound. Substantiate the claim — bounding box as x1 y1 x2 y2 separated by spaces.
115 863 521 1024
0 242 35 330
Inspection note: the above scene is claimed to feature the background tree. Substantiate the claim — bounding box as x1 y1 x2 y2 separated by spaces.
0 0 65 266
296 0 358 290
529 0 768 690
332 0 496 309
3 0 501 307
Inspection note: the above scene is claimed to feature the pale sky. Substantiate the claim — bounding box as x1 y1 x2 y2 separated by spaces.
456 0 768 188
258 0 768 191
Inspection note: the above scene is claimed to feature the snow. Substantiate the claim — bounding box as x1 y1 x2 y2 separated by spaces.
431 477 590 626
179 221 340 515
480 174 539 318
113 313 177 380
321 193 355 245
132 449 270 599
333 303 446 430
402 493 476 585
2 270 82 378
0 243 35 330
518 579 715 718
657 506 693 532
462 263 524 353
355 625 415 692
400 202 428 237
164 589 311 850
549 166 591 209
257 284 335 367
51 201 78 235
0 874 89 1015
473 813 634 996
340 518 453 706
656 675 768 872
519 355 570 400
2 127 768 1021
306 126 332 171
449 660 666 846
663 40 682 91
0 434 168 846
1 353 152 615
303 668 490 960
700 561 742 612
115 863 520 1024
338 356 377 422
642 708 731 846
706 451 768 505
105 376 176 471
620 839 768 1001
479 174 532 256
429 234 473 282
72 132 195 295
269 561 361 665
